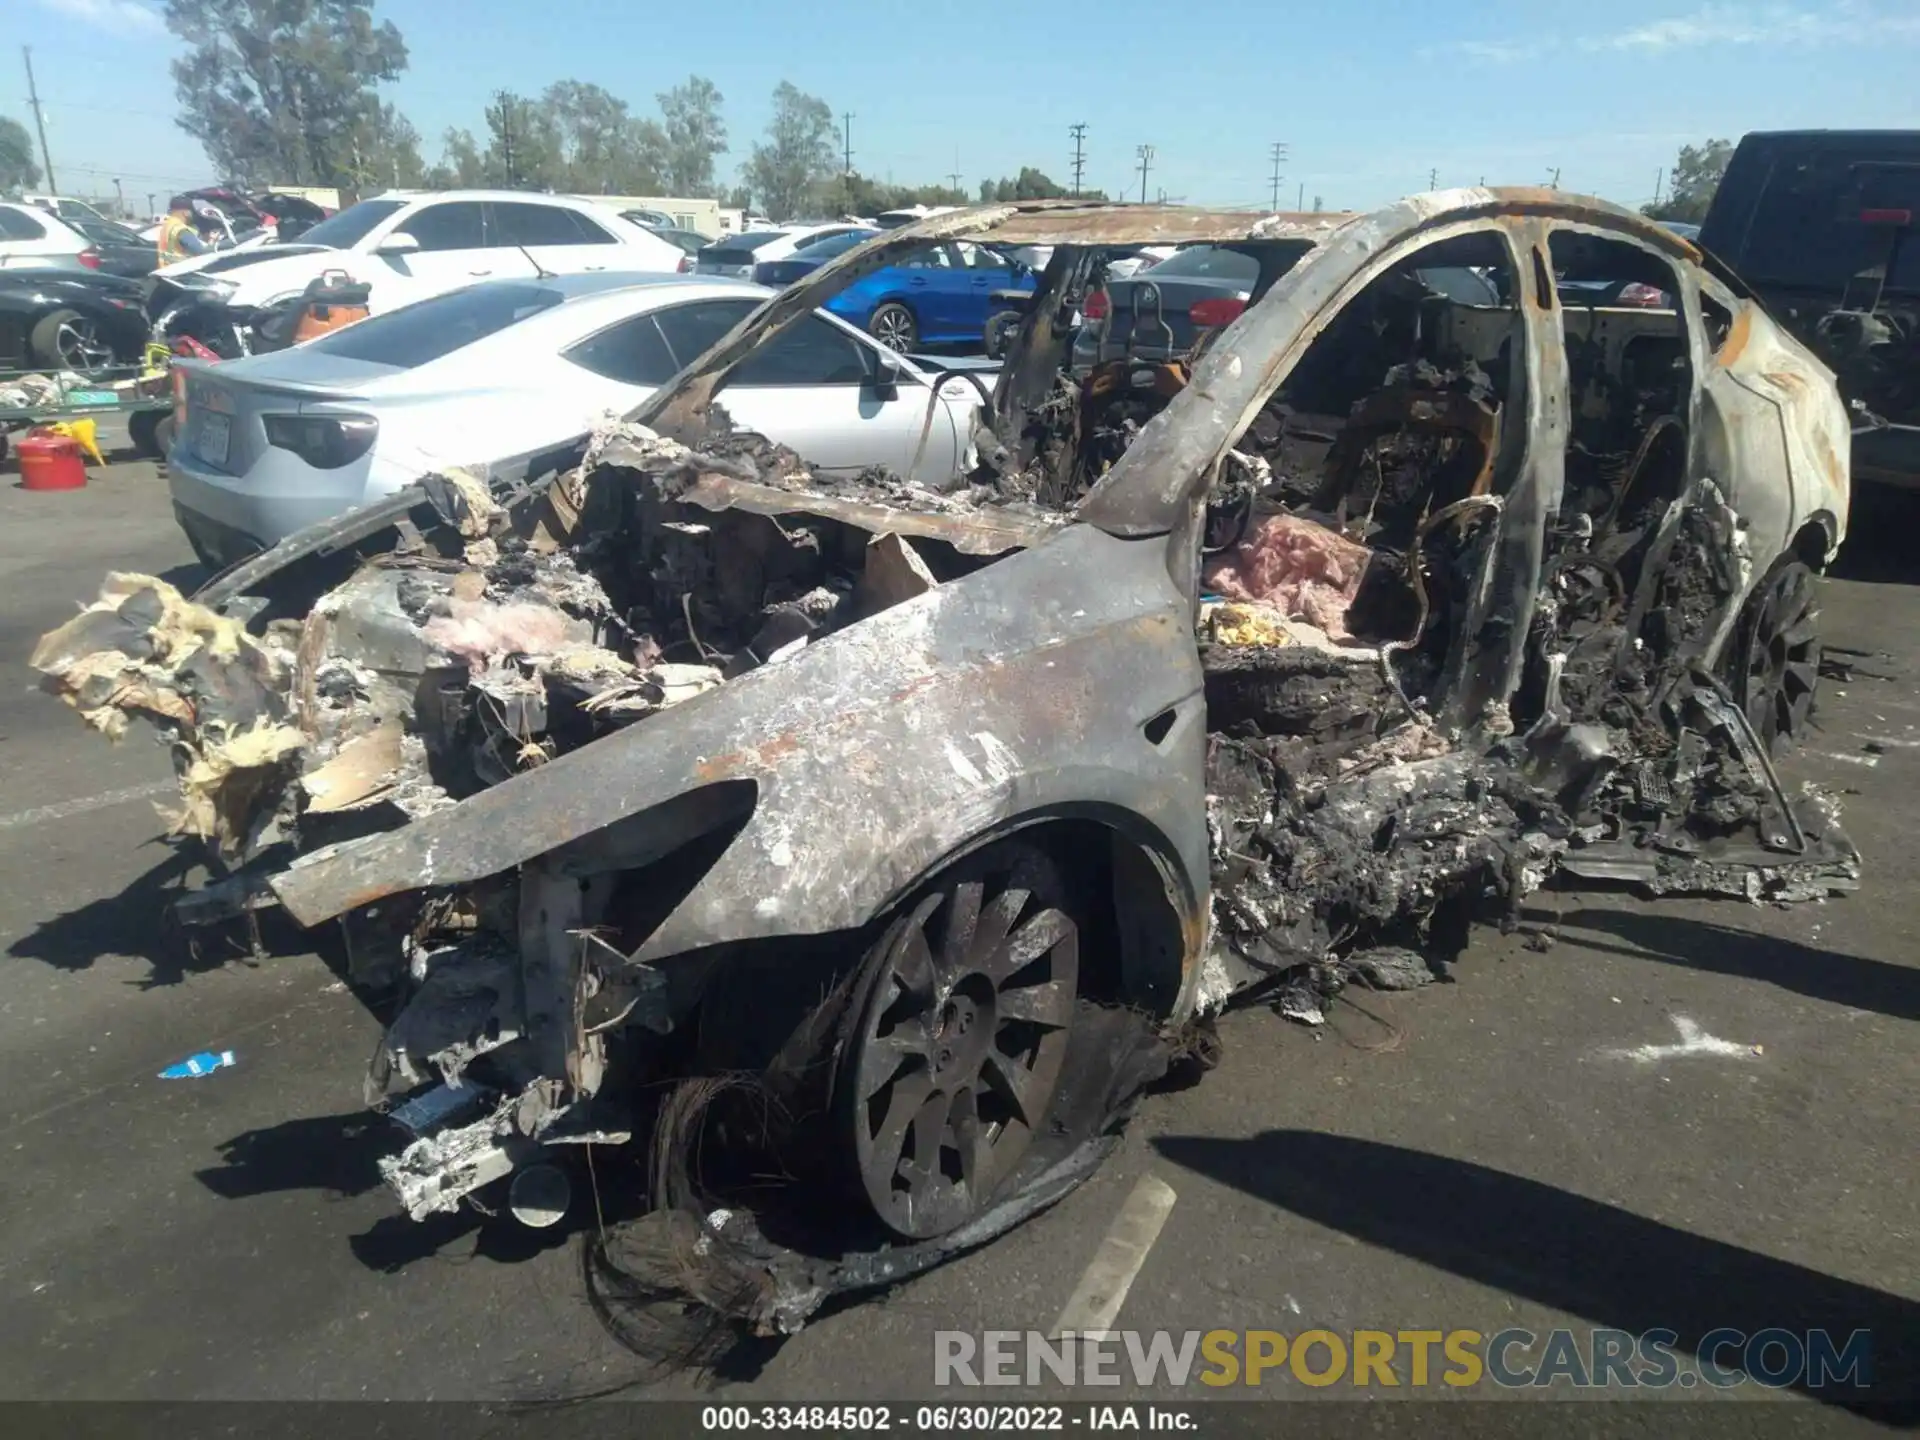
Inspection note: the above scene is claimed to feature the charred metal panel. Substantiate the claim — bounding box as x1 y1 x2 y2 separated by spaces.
272 525 1209 985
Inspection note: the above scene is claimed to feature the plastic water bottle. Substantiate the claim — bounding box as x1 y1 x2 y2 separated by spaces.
159 1049 236 1079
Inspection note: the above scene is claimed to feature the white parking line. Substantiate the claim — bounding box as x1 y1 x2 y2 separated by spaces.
1050 1173 1178 1340
0 780 172 832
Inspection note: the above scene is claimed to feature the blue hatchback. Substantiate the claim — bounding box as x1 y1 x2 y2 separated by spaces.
754 231 1035 351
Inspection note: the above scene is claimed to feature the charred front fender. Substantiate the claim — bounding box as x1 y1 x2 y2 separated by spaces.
271 524 1209 998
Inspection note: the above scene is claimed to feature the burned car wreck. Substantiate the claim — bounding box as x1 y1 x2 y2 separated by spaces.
33 191 1858 1347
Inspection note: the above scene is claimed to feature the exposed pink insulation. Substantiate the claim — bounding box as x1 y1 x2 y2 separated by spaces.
1203 514 1371 640
423 600 573 671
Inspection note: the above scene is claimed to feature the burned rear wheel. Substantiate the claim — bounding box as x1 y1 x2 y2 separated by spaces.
1734 556 1821 754
844 842 1080 1240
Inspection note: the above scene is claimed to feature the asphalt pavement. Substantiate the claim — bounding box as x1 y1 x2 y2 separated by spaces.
1 435 1917 1429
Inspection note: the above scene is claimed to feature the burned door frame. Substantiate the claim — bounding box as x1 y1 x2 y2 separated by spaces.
1081 209 1560 731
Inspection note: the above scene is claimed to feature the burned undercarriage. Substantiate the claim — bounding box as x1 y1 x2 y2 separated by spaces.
30 193 1858 1358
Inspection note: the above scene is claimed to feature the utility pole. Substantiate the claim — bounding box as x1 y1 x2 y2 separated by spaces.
489 92 517 188
112 177 124 217
842 111 855 212
1069 122 1087 197
1269 142 1288 210
1549 167 1561 189
1429 167 1438 191
1652 167 1665 207
22 47 56 195
1297 181 1304 209
1136 144 1154 204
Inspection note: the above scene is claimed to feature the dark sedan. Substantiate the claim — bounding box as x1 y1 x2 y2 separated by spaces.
0 268 150 372
752 227 879 287
1072 242 1501 370
67 218 157 279
647 226 707 271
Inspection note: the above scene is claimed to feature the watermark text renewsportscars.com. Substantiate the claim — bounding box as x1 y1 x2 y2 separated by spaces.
934 1327 1874 1391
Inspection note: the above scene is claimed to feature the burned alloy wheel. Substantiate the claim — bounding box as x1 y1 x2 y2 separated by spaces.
844 843 1080 1240
1735 556 1822 754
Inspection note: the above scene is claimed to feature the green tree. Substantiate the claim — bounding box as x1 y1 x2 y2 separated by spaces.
478 90 564 189
1643 138 1733 226
164 0 408 186
659 76 726 196
339 101 424 192
744 81 836 221
428 126 486 188
0 117 41 192
551 81 669 193
978 167 1071 203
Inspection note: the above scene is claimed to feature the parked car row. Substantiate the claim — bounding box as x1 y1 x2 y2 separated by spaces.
145 190 688 359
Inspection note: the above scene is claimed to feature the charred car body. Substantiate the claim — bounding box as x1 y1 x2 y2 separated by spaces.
34 192 1856 1340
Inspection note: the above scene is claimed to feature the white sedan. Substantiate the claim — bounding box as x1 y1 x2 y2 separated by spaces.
166 273 994 567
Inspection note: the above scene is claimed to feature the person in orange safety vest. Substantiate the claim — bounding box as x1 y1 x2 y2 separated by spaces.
156 196 209 265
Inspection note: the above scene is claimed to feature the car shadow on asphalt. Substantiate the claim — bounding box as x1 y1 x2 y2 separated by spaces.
192 1104 604 1273
1556 907 1920 1024
1151 1129 1919 1423
6 842 316 988
1829 485 1920 586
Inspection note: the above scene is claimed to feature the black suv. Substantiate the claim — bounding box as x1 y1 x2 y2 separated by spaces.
1701 130 1920 487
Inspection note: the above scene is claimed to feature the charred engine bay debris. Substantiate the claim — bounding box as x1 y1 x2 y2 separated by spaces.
29 211 1861 1366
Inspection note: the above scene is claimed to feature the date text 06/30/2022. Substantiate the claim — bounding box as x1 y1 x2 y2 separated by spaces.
700 1405 1196 1431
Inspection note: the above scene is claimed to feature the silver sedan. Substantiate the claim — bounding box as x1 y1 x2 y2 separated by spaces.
166 272 990 567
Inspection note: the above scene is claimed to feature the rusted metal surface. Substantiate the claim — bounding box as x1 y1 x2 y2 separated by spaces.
952 205 1353 246
673 473 1061 556
272 525 1209 1010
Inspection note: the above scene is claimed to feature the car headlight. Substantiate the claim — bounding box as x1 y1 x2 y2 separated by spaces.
180 275 239 304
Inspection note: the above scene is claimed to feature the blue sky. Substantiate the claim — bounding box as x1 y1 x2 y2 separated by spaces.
8 0 1920 213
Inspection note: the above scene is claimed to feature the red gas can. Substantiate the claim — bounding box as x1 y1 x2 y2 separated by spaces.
17 431 88 491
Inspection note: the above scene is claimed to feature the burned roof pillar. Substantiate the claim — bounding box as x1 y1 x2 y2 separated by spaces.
990 246 1101 473
1442 219 1572 732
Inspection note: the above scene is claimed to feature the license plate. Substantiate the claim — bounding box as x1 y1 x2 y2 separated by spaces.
196 412 230 468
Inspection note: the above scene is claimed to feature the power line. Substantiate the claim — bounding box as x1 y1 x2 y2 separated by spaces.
1069 122 1087 198
1136 143 1154 204
59 162 208 184
0 95 175 122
